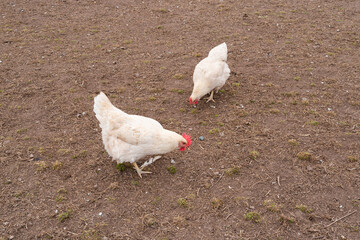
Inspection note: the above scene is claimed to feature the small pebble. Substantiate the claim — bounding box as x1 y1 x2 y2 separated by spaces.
170 159 175 164
199 136 205 141
99 212 103 216
210 105 216 108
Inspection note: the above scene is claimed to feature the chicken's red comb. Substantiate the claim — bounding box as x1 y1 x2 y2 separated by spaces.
182 133 192 147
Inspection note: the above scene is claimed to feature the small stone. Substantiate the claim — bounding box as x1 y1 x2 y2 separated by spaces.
199 136 205 141
99 212 103 216
29 154 34 159
170 159 175 164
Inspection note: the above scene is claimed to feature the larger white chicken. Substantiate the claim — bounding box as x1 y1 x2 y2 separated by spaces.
189 42 231 105
94 92 191 178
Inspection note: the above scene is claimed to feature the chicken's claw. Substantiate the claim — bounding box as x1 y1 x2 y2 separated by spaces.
206 90 215 103
133 162 152 178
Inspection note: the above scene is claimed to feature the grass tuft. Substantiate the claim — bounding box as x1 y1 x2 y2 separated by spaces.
288 139 299 146
177 198 188 208
116 163 126 172
52 160 63 170
295 204 313 213
297 152 312 160
244 212 260 223
211 198 223 209
225 167 241 176
167 166 176 174
250 150 260 160
58 211 71 222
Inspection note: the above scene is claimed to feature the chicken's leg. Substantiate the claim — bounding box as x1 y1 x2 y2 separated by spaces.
140 156 161 169
133 162 152 178
206 90 215 103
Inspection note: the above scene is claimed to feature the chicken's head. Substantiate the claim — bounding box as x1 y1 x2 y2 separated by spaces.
179 133 192 151
189 97 199 106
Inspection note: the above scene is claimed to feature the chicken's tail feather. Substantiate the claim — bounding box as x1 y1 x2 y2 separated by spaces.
208 42 227 62
94 92 122 125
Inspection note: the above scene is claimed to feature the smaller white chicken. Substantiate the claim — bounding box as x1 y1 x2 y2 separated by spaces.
189 42 231 105
94 92 191 178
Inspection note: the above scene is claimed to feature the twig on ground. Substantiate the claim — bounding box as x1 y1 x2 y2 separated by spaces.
325 210 357 228
225 213 233 220
210 172 224 188
265 190 271 197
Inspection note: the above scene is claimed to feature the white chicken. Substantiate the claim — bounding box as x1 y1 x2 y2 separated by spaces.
93 92 191 178
189 42 231 105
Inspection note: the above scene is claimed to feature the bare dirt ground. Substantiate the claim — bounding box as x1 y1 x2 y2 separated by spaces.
1 0 360 239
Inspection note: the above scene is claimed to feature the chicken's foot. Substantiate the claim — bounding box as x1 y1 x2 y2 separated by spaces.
206 90 215 103
133 162 152 178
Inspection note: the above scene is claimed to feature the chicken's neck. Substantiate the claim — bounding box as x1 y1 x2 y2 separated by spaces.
154 129 183 154
191 83 211 102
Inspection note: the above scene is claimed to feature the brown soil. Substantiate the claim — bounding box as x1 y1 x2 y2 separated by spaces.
1 0 359 239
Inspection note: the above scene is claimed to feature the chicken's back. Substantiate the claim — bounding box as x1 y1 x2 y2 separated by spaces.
193 57 230 94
